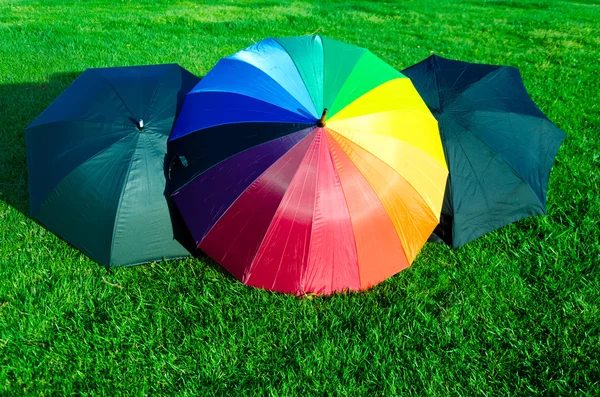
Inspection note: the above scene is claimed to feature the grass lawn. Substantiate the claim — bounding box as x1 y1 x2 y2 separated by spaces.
1 0 599 395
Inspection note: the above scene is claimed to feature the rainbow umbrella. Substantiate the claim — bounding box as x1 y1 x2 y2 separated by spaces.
168 35 448 295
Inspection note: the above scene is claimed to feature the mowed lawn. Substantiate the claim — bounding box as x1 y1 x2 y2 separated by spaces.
1 0 599 395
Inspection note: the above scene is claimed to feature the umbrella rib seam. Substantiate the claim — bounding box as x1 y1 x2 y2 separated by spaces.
108 134 140 264
171 124 314 194
30 133 135 217
273 37 321 117
90 69 137 120
327 128 431 263
26 119 133 130
328 76 408 122
453 116 545 207
325 46 366 112
244 131 317 285
196 57 318 119
322 131 362 290
292 135 319 295
143 68 169 123
186 90 317 121
325 125 448 202
199 130 313 241
442 67 505 110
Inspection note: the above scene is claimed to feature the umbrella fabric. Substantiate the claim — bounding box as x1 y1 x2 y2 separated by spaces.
402 55 565 248
26 64 199 266
168 35 448 295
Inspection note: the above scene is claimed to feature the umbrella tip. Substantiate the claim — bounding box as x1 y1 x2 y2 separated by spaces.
317 108 327 127
138 119 144 130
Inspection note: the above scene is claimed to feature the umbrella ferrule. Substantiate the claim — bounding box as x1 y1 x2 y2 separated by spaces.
138 119 144 130
317 108 327 127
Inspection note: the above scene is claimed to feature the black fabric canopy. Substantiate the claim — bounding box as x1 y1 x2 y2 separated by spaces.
25 64 199 266
403 55 565 248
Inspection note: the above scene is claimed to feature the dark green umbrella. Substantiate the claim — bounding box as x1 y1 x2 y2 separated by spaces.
402 55 565 247
25 64 199 266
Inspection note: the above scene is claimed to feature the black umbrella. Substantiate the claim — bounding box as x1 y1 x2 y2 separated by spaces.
402 55 565 248
25 64 199 266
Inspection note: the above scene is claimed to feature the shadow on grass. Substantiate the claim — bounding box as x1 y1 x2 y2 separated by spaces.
0 72 80 215
0 71 230 277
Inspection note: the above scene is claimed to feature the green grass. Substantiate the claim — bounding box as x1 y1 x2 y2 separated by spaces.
1 0 599 395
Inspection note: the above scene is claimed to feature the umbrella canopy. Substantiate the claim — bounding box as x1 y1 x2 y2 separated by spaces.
26 64 199 266
402 55 565 248
168 35 448 295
